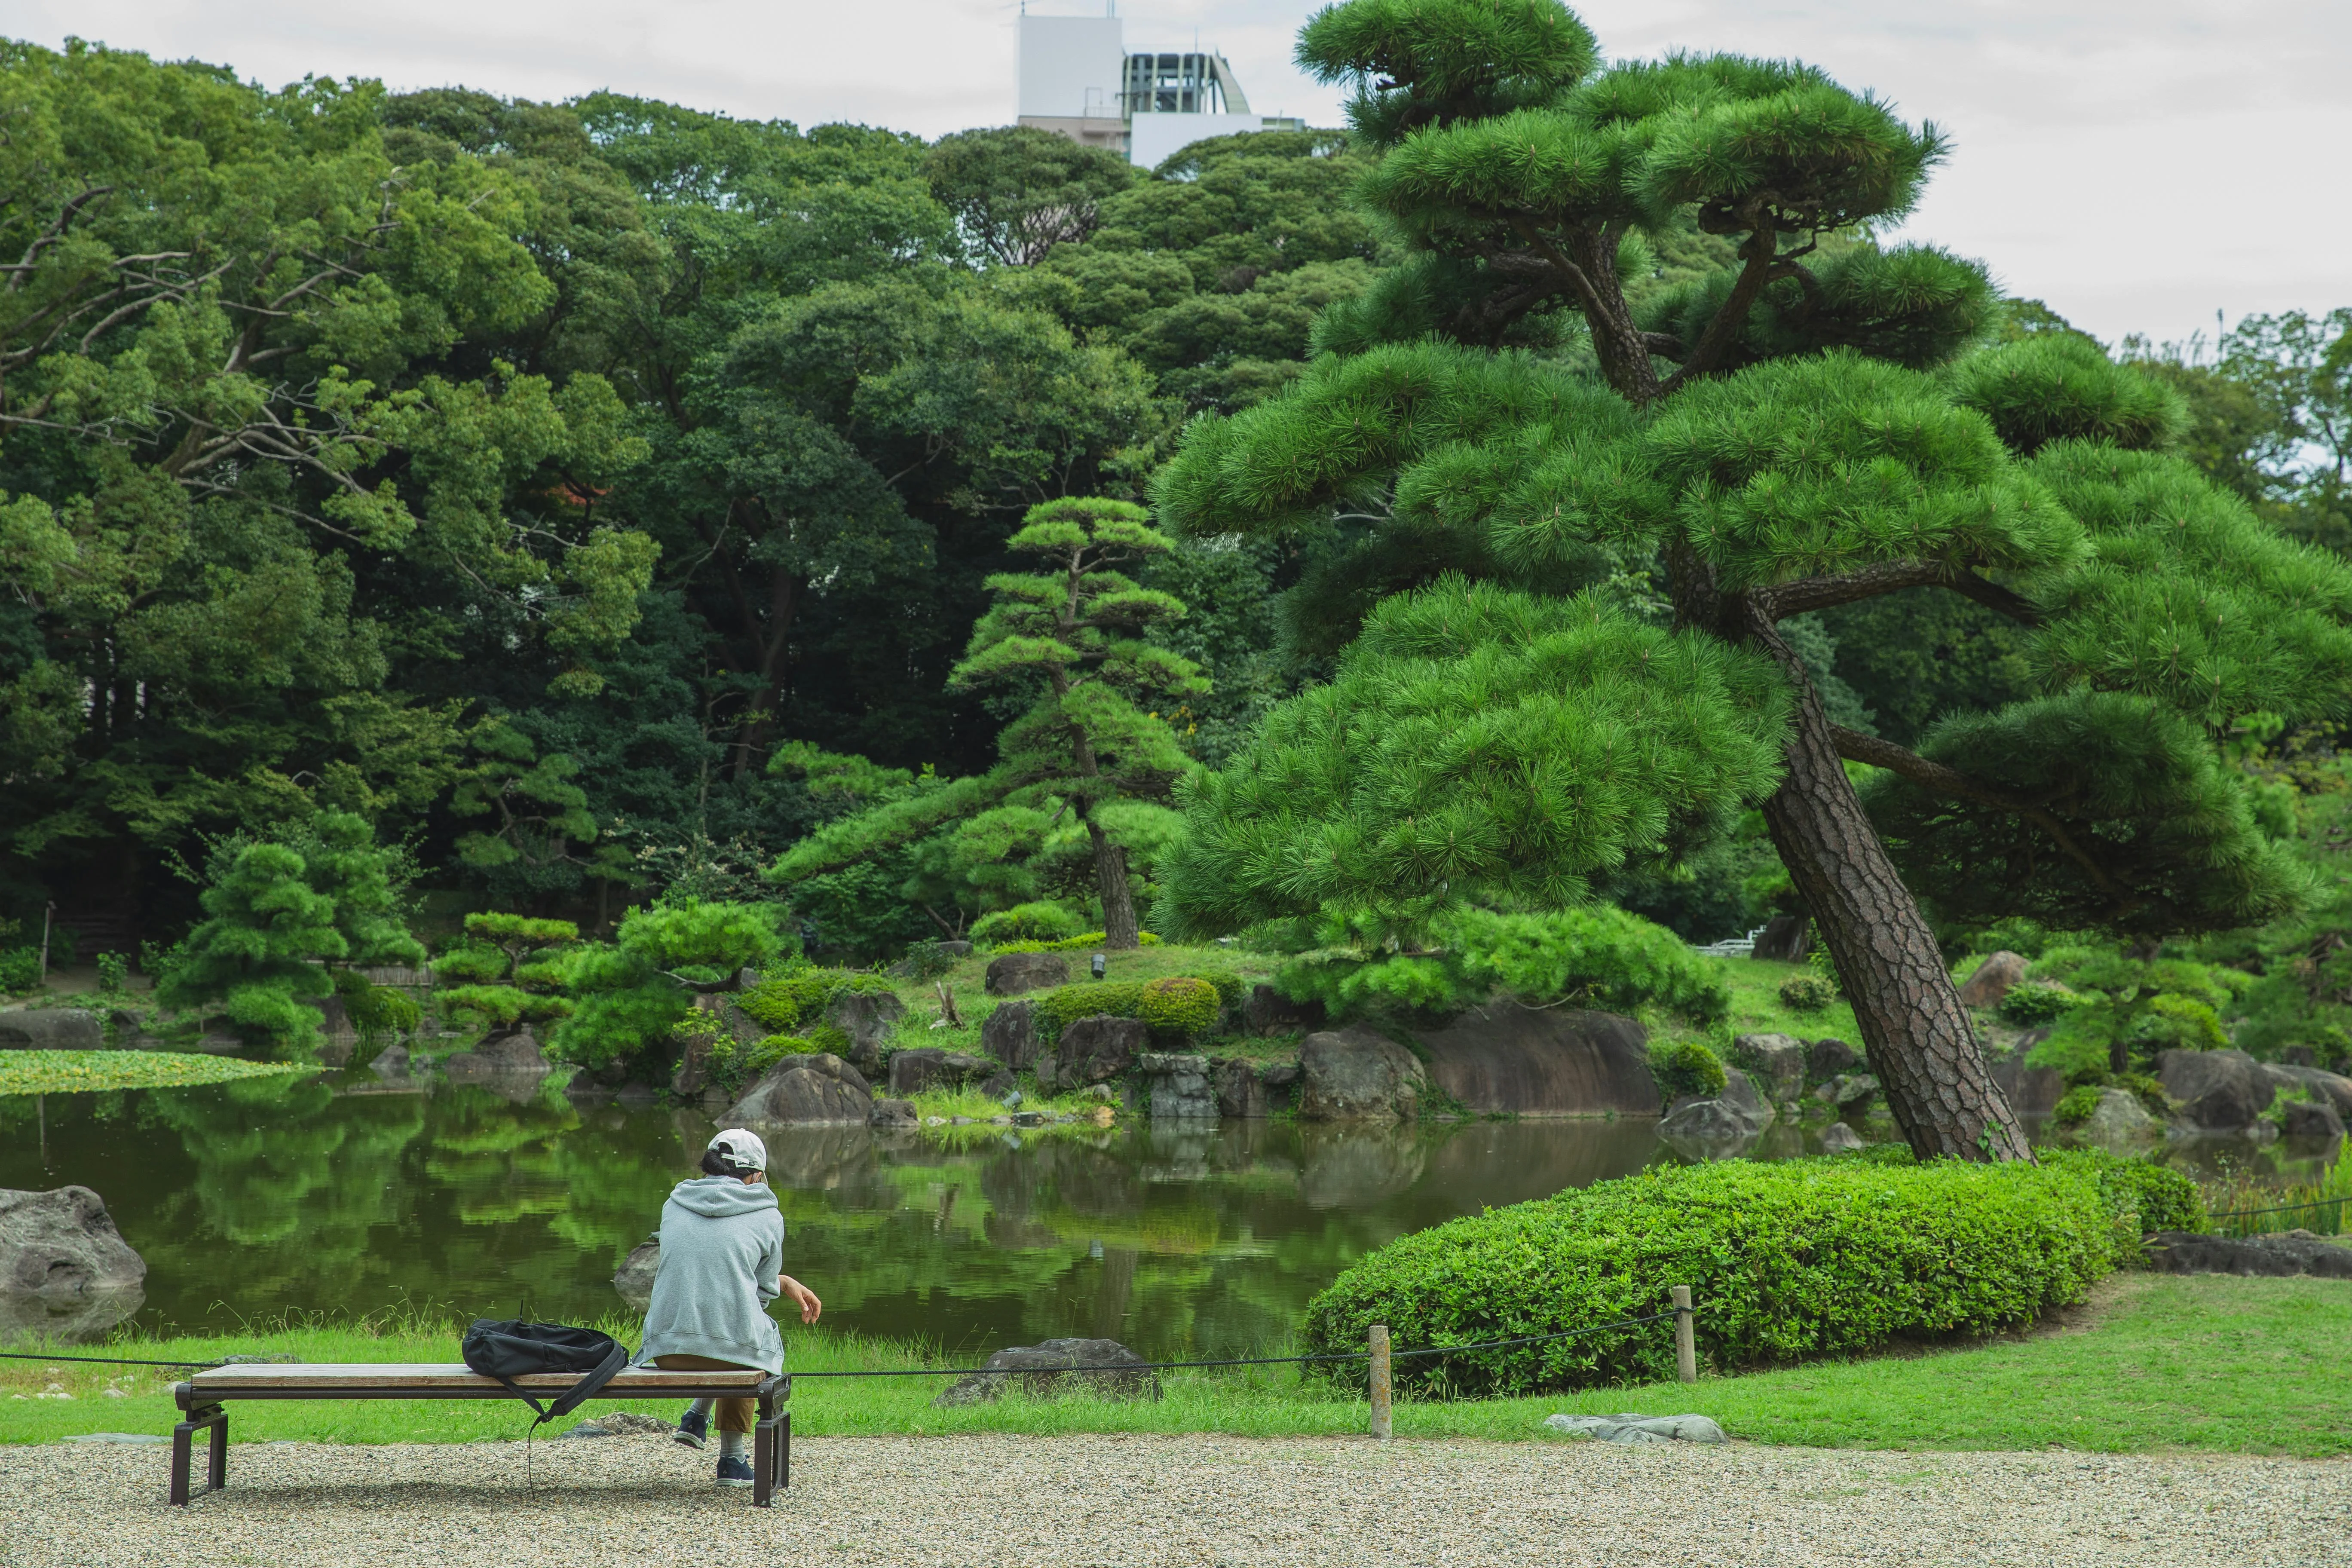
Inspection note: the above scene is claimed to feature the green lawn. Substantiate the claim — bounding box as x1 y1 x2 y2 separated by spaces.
7 1274 2343 1455
0 1050 306 1096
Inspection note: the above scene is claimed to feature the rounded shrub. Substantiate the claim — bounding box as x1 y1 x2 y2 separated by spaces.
1138 976 1222 1039
971 902 1086 945
1999 982 2082 1026
1777 973 1836 1012
1647 1038 1727 1101
1302 1155 2124 1395
2052 1081 2102 1127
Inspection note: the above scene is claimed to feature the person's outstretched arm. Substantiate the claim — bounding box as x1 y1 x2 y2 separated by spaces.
778 1274 822 1325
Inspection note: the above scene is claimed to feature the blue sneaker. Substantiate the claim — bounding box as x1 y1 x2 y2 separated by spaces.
715 1454 755 1489
674 1406 708 1450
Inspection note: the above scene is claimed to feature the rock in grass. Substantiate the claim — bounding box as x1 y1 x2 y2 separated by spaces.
1544 1413 1727 1444
984 952 1069 997
1956 951 2029 1009
932 1338 1159 1407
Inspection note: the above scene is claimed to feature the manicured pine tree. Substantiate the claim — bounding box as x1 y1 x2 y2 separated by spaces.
157 844 345 1054
1150 0 2352 1160
769 498 1207 949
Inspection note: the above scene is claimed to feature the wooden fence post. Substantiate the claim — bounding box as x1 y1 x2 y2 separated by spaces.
1368 1324 1392 1439
1671 1286 1696 1384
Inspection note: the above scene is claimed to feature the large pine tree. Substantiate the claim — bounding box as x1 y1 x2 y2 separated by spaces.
1151 0 2352 1160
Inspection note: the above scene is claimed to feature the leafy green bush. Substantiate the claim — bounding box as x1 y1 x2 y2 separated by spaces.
1777 973 1836 1012
1999 982 2082 1026
1647 1038 1727 1101
1301 1156 2121 1394
1139 976 1222 1039
0 948 40 992
2052 1082 2103 1127
432 943 508 984
970 902 1086 945
95 952 129 994
2041 1147 2207 1237
738 968 895 1033
1034 981 1150 1044
898 941 962 980
1274 906 1728 1025
345 984 422 1035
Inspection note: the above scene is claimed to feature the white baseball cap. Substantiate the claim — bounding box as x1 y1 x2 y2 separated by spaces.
707 1128 768 1172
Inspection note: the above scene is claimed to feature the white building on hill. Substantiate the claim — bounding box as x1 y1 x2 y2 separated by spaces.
1015 6 1304 167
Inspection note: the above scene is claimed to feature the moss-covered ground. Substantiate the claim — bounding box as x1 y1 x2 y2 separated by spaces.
6 1274 2343 1456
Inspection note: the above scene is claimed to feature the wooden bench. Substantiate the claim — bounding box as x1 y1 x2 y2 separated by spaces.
169 1363 791 1506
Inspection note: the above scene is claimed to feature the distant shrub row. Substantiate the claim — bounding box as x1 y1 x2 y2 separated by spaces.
1302 1148 2204 1396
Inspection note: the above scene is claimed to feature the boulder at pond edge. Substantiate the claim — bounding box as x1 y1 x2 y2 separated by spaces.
2159 1049 2276 1131
1298 1028 1424 1122
888 1048 992 1096
1049 1015 1148 1087
0 1009 101 1049
0 1186 146 1342
1406 1002 1656 1117
981 1000 1041 1074
612 1237 660 1312
724 1052 873 1126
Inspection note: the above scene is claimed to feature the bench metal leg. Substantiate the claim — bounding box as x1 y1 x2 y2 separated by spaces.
172 1406 227 1506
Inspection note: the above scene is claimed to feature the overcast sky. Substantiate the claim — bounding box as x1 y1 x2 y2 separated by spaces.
10 0 2344 346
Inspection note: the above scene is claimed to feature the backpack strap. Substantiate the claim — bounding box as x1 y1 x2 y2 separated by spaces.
542 1337 632 1424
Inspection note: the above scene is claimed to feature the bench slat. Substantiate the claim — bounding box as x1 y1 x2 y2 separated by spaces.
187 1363 767 1391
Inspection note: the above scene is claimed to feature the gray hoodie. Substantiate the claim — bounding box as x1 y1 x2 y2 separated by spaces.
635 1176 786 1373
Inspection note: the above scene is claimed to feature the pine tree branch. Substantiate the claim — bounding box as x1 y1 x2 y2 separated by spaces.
1827 724 2127 903
1658 208 1779 395
1755 561 2048 625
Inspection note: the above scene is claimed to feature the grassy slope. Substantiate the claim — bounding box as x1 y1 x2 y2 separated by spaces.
8 1276 2344 1456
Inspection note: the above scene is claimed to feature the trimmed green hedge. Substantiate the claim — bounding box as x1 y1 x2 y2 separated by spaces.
1032 970 1243 1044
738 968 894 1033
1302 1154 2145 1395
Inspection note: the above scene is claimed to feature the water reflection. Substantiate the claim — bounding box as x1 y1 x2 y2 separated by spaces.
0 1075 1674 1356
13 1077 2319 1356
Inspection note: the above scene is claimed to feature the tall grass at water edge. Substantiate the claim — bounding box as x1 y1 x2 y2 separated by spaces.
2197 1152 2352 1237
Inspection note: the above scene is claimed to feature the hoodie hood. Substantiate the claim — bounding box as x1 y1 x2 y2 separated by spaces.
665 1176 781 1219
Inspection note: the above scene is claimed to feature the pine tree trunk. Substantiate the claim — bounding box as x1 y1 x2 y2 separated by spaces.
1750 619 2034 1163
1088 818 1141 950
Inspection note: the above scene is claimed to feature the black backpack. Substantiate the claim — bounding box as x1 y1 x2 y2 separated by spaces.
461 1319 631 1427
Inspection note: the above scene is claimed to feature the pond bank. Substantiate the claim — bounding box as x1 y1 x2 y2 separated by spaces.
3 1432 2340 1568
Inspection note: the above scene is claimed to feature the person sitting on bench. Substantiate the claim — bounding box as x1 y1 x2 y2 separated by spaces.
640 1127 822 1488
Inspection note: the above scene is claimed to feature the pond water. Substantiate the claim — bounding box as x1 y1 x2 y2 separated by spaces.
2 1072 1684 1357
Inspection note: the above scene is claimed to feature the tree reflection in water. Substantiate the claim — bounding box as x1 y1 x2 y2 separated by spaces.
0 1079 1663 1357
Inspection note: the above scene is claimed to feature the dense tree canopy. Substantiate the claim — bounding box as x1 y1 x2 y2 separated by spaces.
1148 0 2352 1161
2 24 2347 1133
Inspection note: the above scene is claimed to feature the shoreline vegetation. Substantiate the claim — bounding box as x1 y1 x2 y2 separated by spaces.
3 1274 2343 1457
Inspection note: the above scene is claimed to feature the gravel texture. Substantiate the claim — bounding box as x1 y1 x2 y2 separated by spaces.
4 1433 2346 1567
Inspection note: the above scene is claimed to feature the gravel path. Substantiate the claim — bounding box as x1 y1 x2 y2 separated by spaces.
4 1433 2346 1567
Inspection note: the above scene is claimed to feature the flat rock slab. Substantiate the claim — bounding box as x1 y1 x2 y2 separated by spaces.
2147 1229 2352 1278
1409 1003 1655 1117
1544 1412 1728 1445
4 1436 2342 1568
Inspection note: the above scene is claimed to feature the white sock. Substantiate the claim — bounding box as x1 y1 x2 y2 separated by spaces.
718 1430 747 1461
